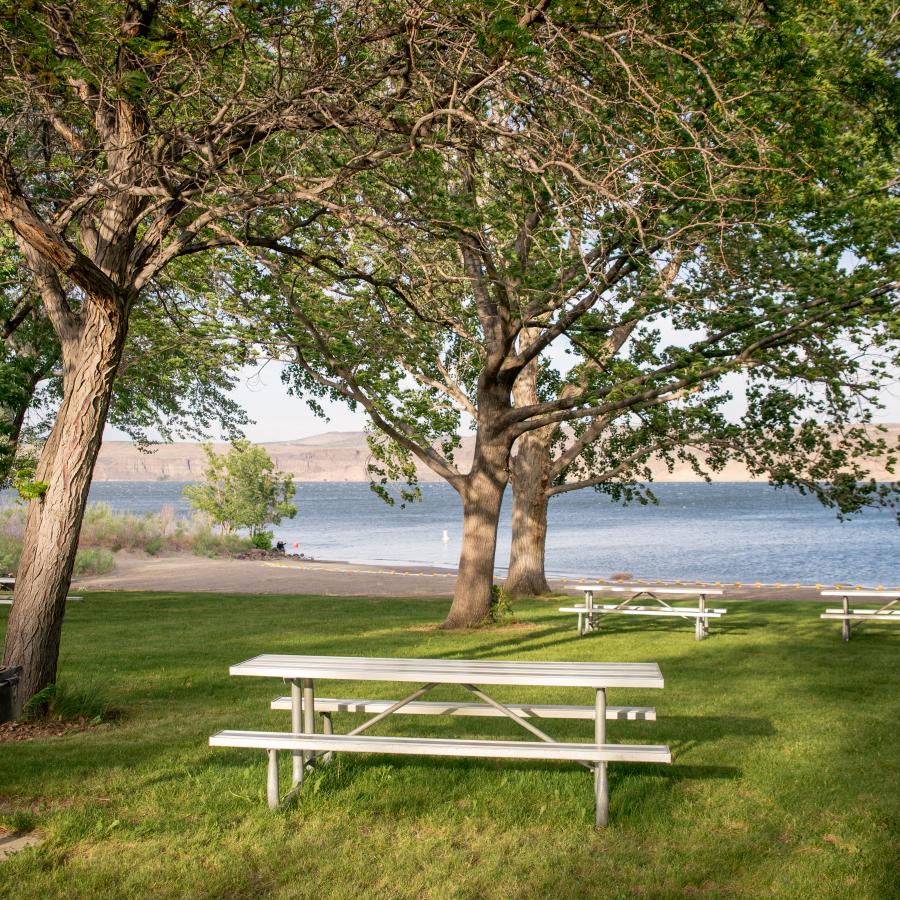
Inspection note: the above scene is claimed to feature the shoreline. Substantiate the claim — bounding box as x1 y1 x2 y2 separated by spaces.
70 550 899 601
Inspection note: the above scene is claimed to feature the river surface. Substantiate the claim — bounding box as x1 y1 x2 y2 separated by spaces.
47 480 899 585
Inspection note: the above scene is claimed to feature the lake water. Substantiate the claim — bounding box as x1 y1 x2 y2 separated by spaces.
62 481 900 585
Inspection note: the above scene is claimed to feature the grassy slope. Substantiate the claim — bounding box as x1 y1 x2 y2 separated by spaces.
0 593 897 899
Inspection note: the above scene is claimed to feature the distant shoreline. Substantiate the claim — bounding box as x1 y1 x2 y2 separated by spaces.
92 427 898 483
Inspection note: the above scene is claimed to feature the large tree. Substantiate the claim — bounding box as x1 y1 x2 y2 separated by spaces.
502 0 900 594
244 0 898 626
504 246 898 596
0 0 491 709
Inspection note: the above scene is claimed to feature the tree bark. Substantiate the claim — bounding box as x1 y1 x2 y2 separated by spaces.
2 302 127 712
442 438 508 628
504 323 553 597
505 424 553 596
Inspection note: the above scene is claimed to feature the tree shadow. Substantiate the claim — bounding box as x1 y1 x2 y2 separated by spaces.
657 715 775 742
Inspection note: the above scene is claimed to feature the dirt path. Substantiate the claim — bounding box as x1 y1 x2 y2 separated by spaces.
70 550 885 601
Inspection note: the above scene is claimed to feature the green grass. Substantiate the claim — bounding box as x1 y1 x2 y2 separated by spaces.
0 593 897 899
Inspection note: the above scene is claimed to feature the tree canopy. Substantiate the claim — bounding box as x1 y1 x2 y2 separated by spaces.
1 0 532 705
235 0 899 621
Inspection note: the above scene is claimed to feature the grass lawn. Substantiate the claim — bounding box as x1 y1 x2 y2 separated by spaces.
0 592 897 899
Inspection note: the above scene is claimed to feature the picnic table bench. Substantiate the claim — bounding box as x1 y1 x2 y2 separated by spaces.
819 590 900 641
560 584 726 640
0 578 83 607
210 654 670 827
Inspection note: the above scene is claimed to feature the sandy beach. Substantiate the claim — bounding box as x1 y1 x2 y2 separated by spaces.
70 550 885 601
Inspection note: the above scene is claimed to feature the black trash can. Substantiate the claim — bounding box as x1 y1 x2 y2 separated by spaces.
0 666 21 723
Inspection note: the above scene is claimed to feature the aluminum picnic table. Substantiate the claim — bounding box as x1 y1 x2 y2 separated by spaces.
224 653 667 824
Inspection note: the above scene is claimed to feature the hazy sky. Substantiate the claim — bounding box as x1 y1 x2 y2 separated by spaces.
103 357 900 444
104 360 366 443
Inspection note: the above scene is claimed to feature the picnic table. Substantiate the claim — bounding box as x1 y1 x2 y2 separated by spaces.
210 654 670 827
560 584 727 640
819 590 900 641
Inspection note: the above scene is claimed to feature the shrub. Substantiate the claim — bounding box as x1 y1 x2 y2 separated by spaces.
80 503 165 553
73 547 115 576
191 527 254 558
23 681 116 724
485 584 515 625
0 501 260 569
250 530 273 550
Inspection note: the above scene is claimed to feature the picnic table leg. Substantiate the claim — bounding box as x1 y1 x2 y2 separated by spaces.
291 679 303 787
267 749 280 809
595 688 608 827
303 678 316 767
695 594 706 641
321 711 334 765
586 590 595 634
842 595 851 642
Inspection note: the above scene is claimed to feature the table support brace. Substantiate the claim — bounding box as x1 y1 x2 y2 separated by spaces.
345 683 439 737
303 683 440 767
461 684 593 772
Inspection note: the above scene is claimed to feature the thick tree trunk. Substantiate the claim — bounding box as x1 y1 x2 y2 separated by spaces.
505 425 553 596
2 305 126 712
442 441 508 628
505 323 554 597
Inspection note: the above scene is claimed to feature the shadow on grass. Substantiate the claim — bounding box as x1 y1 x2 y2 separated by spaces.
657 714 775 741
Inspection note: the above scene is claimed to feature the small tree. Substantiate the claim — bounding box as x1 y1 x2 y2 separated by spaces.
184 442 296 546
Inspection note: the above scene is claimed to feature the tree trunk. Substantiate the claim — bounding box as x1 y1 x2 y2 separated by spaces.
505 425 553 596
505 323 554 597
442 441 508 628
2 305 127 712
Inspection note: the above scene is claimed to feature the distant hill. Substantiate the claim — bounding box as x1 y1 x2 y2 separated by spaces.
92 426 899 483
93 432 462 482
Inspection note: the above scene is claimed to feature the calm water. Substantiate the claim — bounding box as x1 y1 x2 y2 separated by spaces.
63 481 899 585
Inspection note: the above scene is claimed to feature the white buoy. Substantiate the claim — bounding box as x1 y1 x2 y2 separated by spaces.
442 529 449 544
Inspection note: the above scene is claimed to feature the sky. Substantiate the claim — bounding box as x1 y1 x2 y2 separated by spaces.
103 357 900 444
104 360 367 443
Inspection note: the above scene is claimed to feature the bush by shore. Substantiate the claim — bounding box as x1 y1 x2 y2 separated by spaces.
0 502 256 575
